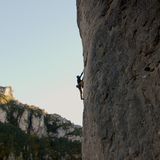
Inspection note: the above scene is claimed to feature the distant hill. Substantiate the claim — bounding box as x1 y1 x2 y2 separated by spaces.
0 86 81 160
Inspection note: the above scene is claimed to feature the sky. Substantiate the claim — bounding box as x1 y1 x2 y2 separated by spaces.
0 1 84 125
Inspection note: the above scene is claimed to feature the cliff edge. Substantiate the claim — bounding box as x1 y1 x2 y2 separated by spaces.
77 0 160 160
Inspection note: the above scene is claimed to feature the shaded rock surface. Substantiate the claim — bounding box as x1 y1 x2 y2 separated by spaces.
77 0 160 160
0 87 81 160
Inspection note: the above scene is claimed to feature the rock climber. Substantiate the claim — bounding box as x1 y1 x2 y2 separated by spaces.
76 71 84 100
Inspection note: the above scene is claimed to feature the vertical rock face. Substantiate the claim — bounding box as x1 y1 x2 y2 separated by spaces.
77 0 160 159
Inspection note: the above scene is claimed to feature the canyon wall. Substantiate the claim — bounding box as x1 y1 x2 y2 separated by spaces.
77 0 160 159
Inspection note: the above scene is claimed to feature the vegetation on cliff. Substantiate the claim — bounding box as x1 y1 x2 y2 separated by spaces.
0 123 81 160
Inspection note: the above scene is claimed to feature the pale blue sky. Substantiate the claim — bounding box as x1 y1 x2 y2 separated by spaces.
0 1 83 125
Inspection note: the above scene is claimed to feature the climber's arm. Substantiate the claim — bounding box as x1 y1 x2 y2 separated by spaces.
80 71 84 78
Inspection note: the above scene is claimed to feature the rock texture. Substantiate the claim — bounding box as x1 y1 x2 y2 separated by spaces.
77 0 160 160
0 87 81 160
0 86 13 98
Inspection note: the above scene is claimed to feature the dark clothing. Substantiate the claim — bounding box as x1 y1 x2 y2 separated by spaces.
77 76 81 84
76 72 84 100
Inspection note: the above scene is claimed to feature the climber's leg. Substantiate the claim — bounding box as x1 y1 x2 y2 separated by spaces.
79 88 84 100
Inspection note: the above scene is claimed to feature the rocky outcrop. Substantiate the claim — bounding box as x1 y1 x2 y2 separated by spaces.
0 108 7 123
0 87 81 160
0 86 13 98
77 0 160 160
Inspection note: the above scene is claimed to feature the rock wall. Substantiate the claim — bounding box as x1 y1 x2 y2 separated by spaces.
77 0 160 160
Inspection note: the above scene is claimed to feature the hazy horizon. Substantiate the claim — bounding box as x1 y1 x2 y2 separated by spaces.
0 1 83 125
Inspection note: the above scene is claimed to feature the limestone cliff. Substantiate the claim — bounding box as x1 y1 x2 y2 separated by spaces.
0 86 81 160
77 0 160 159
